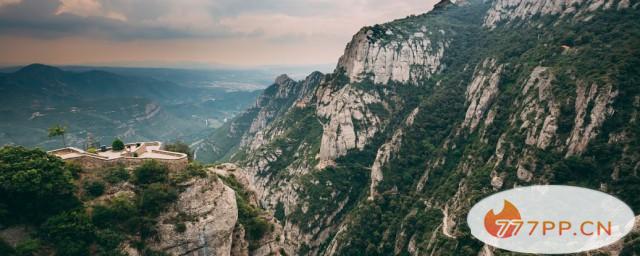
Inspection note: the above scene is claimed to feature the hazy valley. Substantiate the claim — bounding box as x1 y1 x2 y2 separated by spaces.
0 64 268 150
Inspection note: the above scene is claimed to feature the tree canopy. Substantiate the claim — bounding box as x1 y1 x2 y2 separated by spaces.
163 141 193 160
133 160 169 186
112 138 125 151
0 146 79 225
47 125 67 146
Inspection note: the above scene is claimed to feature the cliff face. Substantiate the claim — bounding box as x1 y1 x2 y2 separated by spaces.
203 0 640 254
484 0 632 28
146 165 286 256
196 72 324 163
336 26 446 85
150 177 238 256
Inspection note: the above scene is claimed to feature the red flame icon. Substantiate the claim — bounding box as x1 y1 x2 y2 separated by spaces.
484 200 522 238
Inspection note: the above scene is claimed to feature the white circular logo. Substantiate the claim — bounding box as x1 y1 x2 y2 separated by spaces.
467 185 636 254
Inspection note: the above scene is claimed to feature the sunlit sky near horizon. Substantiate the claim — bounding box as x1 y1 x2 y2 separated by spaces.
0 0 439 68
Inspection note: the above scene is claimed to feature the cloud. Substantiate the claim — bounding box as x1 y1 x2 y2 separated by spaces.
0 0 21 8
215 0 440 46
55 0 126 21
137 1 220 36
0 0 438 40
0 0 441 66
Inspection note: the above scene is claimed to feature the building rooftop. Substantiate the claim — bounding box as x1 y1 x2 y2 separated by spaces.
48 141 187 161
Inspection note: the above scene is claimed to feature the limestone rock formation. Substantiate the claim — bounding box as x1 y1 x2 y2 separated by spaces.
484 0 631 28
150 177 238 256
336 25 446 85
462 58 503 132
317 84 385 166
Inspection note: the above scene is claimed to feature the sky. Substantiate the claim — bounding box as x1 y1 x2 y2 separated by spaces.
0 0 440 68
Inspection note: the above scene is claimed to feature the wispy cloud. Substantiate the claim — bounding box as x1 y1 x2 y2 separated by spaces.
56 0 127 21
0 0 21 8
0 0 440 66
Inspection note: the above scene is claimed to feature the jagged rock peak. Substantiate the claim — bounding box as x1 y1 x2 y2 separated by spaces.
434 0 455 10
434 0 469 9
336 21 446 84
305 71 324 84
275 74 295 85
307 71 324 79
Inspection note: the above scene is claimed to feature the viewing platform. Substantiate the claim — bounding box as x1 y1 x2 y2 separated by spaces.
48 141 188 171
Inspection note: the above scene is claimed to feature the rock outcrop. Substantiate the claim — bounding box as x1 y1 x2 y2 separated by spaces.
198 71 324 163
566 82 617 156
518 66 559 150
316 84 385 166
337 26 447 85
150 177 238 256
484 0 631 28
462 58 503 132
368 107 419 200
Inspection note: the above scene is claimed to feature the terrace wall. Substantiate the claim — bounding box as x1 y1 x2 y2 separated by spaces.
63 154 187 172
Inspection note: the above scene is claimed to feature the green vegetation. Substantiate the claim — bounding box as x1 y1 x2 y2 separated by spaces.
40 210 96 256
16 239 41 256
0 238 39 256
47 125 67 147
87 161 180 253
0 147 186 255
133 160 169 185
289 3 640 255
170 162 207 184
95 229 126 255
102 166 130 184
0 146 79 225
218 174 272 250
245 106 323 178
138 183 178 217
91 196 137 231
0 64 263 151
83 180 106 198
174 222 187 233
202 72 323 164
164 141 193 160
274 201 285 223
112 138 125 151
201 107 261 163
0 239 14 255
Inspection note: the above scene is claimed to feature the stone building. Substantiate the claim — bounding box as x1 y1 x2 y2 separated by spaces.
48 141 188 172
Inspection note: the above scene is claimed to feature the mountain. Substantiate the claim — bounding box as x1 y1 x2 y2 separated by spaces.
55 66 281 91
202 0 640 255
4 64 334 91
195 72 324 163
0 64 261 149
1 64 187 104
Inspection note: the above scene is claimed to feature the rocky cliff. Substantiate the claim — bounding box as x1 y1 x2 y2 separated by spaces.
137 165 284 256
149 177 238 256
203 0 640 254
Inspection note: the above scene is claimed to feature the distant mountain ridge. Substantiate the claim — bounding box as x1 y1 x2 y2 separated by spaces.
0 64 188 105
0 64 261 150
